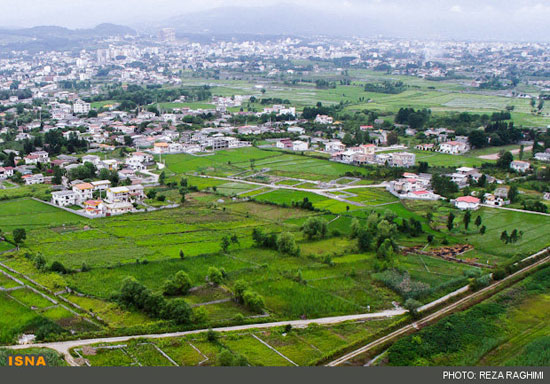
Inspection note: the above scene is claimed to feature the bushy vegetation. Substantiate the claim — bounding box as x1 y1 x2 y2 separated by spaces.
386 266 550 366
113 277 192 324
374 270 432 300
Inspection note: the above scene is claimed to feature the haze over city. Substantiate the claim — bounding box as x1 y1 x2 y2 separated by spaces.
2 0 550 41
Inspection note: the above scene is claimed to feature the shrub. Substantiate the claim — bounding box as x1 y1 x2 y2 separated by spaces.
162 271 192 296
50 261 68 274
470 275 492 291
207 329 219 343
276 232 300 256
404 298 422 319
208 267 224 285
161 298 192 324
242 290 265 313
301 217 328 239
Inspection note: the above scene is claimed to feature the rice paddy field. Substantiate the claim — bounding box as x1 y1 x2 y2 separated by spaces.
0 189 499 338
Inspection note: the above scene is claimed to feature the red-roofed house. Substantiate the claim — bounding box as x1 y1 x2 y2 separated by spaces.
454 196 480 210
0 166 14 180
439 141 469 155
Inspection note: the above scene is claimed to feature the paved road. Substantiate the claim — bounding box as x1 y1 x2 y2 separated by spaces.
481 204 550 217
326 251 550 366
4 309 406 365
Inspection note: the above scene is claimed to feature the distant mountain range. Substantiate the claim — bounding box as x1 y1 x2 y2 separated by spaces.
154 4 375 38
0 23 136 52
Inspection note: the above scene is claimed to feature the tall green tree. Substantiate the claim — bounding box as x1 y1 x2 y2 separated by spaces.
463 210 471 230
447 212 455 231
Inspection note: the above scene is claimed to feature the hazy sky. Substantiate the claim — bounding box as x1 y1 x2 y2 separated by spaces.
2 0 550 40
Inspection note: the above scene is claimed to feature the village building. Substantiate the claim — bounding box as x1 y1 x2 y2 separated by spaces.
0 166 14 180
125 152 154 170
314 114 333 124
91 180 111 191
51 190 77 207
534 152 550 162
104 201 133 216
324 141 346 153
415 143 435 151
83 200 104 216
23 173 44 185
484 193 509 207
439 141 469 154
72 182 94 203
454 196 481 210
510 160 530 173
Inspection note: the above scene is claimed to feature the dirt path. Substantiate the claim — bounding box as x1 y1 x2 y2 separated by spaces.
4 309 407 365
477 146 532 160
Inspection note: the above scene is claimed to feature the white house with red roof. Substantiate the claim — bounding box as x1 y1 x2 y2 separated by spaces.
0 166 14 180
439 141 469 155
454 196 480 210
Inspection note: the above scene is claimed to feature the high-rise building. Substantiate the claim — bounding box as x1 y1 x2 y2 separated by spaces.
159 28 176 43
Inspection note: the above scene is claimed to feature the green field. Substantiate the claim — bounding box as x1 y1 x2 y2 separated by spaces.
74 318 398 366
0 198 82 231
181 71 550 127
384 266 550 366
163 147 369 182
157 102 216 110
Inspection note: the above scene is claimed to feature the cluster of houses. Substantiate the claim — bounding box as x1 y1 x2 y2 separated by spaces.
387 172 441 200
152 135 250 154
0 146 158 189
51 180 145 217
327 142 416 168
415 137 470 155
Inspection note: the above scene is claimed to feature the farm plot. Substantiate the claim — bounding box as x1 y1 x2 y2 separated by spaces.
22 202 283 269
453 207 550 260
165 147 370 183
411 150 492 168
0 283 97 345
72 317 398 366
0 198 82 231
164 147 280 176
344 188 398 206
